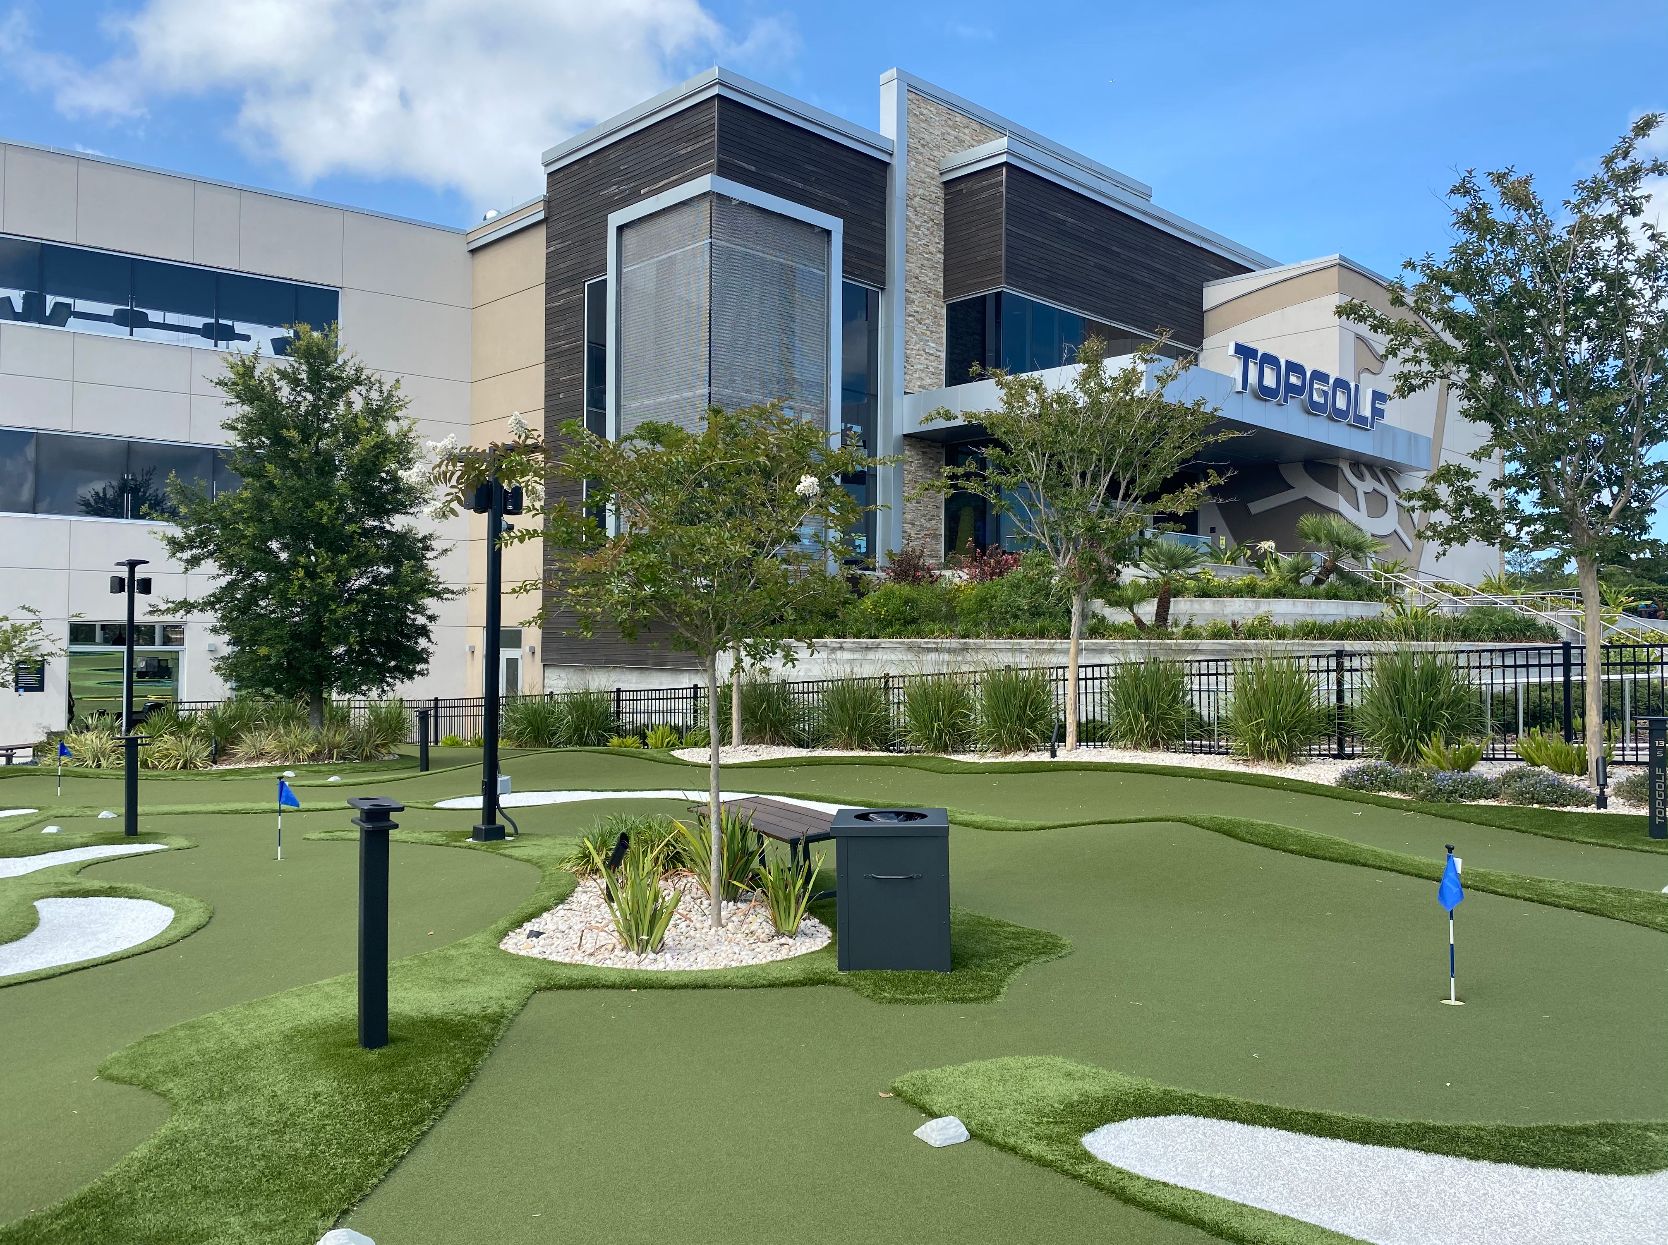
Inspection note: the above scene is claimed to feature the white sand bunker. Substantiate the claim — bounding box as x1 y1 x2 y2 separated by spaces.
1082 1114 1668 1245
437 789 843 814
0 897 175 978
1 808 39 819
0 843 168 878
502 873 830 972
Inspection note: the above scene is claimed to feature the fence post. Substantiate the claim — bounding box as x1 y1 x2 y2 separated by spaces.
613 686 622 727
690 684 700 731
1334 649 1348 759
1561 640 1575 743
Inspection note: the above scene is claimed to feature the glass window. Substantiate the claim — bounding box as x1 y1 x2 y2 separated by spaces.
497 628 522 649
212 449 241 498
294 285 339 335
215 273 298 355
131 259 216 345
68 622 98 645
0 236 41 323
944 295 989 386
840 281 879 562
159 623 185 647
41 245 130 336
0 428 35 512
35 433 128 517
127 441 213 520
583 277 606 429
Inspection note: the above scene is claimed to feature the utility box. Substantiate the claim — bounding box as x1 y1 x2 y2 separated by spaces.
831 807 951 972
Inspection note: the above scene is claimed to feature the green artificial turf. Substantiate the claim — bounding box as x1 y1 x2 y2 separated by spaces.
892 1056 1668 1245
3 749 1665 1244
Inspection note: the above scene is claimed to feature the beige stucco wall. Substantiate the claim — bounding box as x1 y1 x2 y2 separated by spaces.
0 142 473 740
465 216 545 695
902 91 999 395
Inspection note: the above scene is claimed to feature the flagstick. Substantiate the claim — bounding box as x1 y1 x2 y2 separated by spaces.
56 757 62 799
277 805 283 862
1441 853 1464 1006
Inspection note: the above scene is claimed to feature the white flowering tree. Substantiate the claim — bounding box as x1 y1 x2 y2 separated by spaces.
160 325 455 726
429 403 875 925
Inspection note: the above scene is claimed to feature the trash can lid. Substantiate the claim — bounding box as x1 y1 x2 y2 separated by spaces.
830 807 948 835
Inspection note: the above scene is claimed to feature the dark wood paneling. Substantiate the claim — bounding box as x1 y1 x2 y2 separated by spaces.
943 166 1006 301
713 99 888 289
1001 166 1250 346
542 101 718 669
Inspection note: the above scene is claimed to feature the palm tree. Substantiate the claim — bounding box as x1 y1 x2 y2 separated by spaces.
1296 512 1381 585
1141 539 1209 628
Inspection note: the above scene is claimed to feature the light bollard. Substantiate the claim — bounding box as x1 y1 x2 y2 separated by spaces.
122 734 144 837
348 796 404 1049
415 708 431 774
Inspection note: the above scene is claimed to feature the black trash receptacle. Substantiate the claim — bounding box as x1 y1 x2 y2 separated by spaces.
831 807 950 972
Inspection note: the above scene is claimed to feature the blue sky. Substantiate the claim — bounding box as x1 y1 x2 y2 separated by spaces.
1 0 1662 278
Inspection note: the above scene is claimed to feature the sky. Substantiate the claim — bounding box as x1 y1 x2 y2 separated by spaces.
0 0 1664 536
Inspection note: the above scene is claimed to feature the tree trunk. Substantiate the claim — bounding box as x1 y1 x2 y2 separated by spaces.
1154 581 1172 630
307 689 325 730
1576 554 1604 787
730 642 743 749
1065 589 1085 751
1312 555 1337 586
706 651 724 929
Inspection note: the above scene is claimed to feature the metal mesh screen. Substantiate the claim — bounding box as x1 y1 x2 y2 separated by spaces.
618 196 712 434
709 197 829 426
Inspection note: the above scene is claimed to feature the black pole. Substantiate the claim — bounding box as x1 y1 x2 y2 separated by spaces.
416 708 431 773
122 733 140 837
474 476 506 843
1334 649 1348 759
114 559 149 838
1643 716 1667 841
1561 640 1575 743
349 796 402 1049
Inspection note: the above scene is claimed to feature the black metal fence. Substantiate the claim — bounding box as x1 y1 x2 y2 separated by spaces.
175 641 1667 764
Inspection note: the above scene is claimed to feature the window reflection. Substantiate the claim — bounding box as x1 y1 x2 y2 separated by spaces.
0 429 239 519
0 234 337 352
944 290 1179 385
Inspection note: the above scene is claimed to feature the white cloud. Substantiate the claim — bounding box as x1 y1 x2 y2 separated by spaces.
9 0 798 213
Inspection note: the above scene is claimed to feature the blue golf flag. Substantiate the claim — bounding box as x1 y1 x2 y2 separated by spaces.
57 741 70 758
277 779 301 809
1438 853 1464 911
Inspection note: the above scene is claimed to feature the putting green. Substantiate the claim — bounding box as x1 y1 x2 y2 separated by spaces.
0 748 1661 1244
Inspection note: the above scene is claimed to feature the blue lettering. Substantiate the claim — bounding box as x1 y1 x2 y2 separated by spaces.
1255 352 1283 400
1367 390 1388 428
1328 377 1353 423
1305 370 1331 416
1282 359 1306 406
1231 342 1259 392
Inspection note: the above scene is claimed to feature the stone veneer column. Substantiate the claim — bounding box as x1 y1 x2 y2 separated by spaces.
903 92 1000 395
900 436 946 559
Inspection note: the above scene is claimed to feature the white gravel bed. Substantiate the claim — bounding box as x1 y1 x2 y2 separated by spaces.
1083 1114 1668 1245
436 788 843 813
501 873 830 971
0 843 168 878
0 808 39 818
0 897 175 978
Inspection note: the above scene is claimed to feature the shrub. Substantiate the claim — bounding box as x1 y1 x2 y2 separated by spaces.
1104 660 1192 749
1337 760 1403 792
357 699 411 758
1417 735 1485 773
902 676 975 753
228 728 282 766
313 723 350 763
583 837 680 955
882 542 938 585
143 731 213 771
1514 726 1590 776
1222 656 1328 763
1496 765 1594 808
739 679 807 746
555 689 617 747
845 582 955 637
606 734 644 749
644 724 682 750
955 554 1071 638
1614 770 1650 806
682 727 711 750
975 667 1055 753
1356 650 1484 765
60 726 121 769
1410 770 1501 803
752 847 822 936
813 678 892 750
438 733 467 747
501 696 564 748
953 544 1021 583
671 810 756 902
564 814 681 877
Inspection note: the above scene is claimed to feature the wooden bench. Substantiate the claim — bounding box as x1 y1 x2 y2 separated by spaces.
0 743 37 766
718 796 838 898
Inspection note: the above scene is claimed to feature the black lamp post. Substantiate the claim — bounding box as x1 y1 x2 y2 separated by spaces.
110 558 151 837
467 459 523 843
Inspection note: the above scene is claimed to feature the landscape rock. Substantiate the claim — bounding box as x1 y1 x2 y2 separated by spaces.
316 1231 375 1245
41 826 60 834
914 1116 971 1147
96 811 116 819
